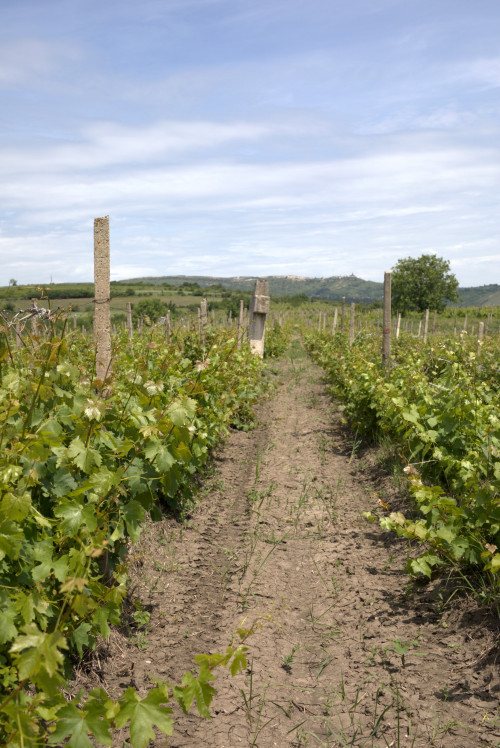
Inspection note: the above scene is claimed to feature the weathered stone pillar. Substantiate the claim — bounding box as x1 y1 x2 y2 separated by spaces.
249 279 270 357
94 216 111 386
382 271 391 372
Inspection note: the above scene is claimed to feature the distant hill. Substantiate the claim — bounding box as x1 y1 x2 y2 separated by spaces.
122 275 384 303
455 285 500 307
121 275 499 307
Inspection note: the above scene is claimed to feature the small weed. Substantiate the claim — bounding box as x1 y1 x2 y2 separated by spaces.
383 553 394 570
132 600 150 629
133 632 149 651
386 637 425 668
282 644 301 673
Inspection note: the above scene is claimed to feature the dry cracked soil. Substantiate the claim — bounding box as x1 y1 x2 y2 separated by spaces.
76 338 499 747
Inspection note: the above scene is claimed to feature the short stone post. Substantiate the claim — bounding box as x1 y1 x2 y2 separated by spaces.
94 216 111 387
249 279 270 357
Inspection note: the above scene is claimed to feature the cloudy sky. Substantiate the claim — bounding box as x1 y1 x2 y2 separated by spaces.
1 0 499 287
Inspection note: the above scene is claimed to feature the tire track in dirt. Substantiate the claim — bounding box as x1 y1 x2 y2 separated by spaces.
101 339 499 747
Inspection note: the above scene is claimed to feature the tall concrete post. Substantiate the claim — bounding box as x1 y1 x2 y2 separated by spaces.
382 271 391 372
249 279 270 357
94 216 111 386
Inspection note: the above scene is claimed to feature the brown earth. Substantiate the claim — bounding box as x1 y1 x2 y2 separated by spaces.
81 339 499 747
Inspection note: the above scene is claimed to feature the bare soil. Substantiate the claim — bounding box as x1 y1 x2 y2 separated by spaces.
83 339 499 747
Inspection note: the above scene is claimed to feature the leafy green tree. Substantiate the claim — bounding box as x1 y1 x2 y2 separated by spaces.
391 254 459 313
132 298 175 324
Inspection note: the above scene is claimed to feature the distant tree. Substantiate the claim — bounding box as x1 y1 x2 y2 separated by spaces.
132 298 175 324
391 254 459 313
9 279 17 287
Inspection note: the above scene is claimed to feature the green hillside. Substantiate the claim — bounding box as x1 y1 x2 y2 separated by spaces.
122 275 499 306
456 285 500 307
1 276 497 309
122 275 384 303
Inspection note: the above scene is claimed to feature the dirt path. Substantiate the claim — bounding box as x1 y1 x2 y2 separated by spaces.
100 339 499 747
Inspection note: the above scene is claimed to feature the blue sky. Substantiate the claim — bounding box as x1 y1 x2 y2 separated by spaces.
1 0 499 287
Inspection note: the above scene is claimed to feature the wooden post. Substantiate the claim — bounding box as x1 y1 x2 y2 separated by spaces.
94 215 111 386
199 298 208 344
340 297 346 332
249 280 270 357
349 302 355 346
332 307 338 335
165 310 171 343
237 300 244 349
126 301 133 340
382 272 391 371
396 312 401 340
14 322 22 350
478 321 484 349
423 309 430 344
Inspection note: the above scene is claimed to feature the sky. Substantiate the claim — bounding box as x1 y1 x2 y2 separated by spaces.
1 0 499 287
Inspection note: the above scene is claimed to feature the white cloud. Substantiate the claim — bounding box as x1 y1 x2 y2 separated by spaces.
0 38 80 87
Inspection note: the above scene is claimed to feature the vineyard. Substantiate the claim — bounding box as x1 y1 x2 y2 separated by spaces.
0 296 499 747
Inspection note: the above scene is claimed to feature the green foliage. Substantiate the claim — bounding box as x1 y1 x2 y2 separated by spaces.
306 329 500 603
264 323 291 359
391 254 459 313
0 314 262 745
132 298 176 324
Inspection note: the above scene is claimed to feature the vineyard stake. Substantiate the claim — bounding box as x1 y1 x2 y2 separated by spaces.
423 309 429 344
126 302 133 340
340 296 345 332
478 321 484 353
396 312 401 340
332 307 338 335
93 215 112 387
249 279 270 357
237 299 244 349
349 302 355 346
382 271 391 371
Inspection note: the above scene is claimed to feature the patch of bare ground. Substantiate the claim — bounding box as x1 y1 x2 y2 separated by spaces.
85 338 499 747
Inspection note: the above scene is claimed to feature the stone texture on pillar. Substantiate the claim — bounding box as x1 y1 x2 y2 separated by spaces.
94 216 111 386
249 279 270 357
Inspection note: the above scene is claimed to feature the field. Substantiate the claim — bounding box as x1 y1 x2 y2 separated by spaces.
0 302 498 747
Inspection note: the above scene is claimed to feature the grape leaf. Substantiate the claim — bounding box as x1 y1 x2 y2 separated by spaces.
116 687 173 748
48 701 112 747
